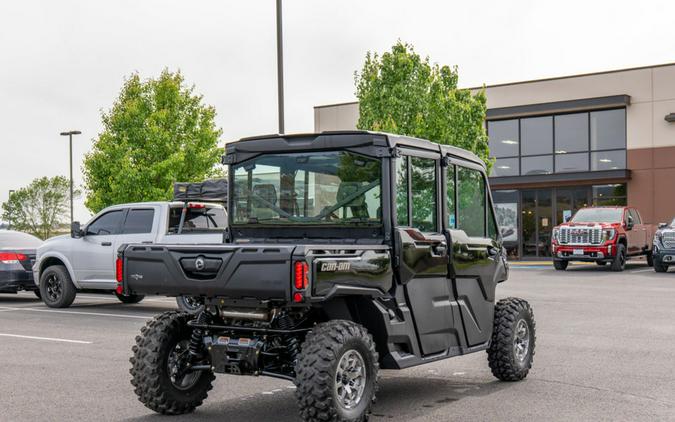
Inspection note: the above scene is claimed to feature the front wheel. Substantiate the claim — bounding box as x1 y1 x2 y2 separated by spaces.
553 260 568 271
115 292 145 304
654 258 669 273
610 244 626 272
39 265 76 308
487 298 536 381
646 253 654 267
130 311 214 415
176 296 204 314
295 320 379 422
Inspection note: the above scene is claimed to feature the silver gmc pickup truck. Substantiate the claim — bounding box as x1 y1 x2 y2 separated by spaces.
33 201 226 309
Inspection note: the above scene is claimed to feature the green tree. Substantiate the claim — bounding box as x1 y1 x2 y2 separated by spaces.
83 69 223 213
355 41 490 169
1 176 79 239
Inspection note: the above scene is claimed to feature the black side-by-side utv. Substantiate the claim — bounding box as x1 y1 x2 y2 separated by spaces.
119 131 535 421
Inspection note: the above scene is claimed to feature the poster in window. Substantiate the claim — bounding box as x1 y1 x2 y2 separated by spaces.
495 203 518 243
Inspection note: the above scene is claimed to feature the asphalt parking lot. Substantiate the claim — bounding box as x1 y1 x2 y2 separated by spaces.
1 262 674 422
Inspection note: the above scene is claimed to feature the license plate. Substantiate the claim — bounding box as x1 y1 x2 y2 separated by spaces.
573 249 584 256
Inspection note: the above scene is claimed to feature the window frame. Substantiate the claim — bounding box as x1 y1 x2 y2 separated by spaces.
85 209 127 236
393 150 441 233
122 208 156 235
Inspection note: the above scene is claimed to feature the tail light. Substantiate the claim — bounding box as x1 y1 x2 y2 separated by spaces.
188 203 206 209
115 258 124 294
0 252 27 264
294 261 309 290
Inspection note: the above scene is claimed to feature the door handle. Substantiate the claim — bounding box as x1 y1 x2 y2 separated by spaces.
101 242 112 246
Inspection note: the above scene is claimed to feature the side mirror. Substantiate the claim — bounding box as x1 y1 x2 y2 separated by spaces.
71 221 84 238
658 222 668 229
564 215 572 223
626 215 634 230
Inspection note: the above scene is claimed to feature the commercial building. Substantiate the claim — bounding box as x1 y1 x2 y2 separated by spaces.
314 63 675 258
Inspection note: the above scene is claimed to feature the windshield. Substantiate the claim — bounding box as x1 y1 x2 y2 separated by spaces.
232 151 381 225
571 208 623 223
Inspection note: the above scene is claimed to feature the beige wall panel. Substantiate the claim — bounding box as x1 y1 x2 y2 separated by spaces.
315 107 338 132
652 99 675 148
315 103 358 132
626 102 653 150
484 69 652 109
652 65 675 101
336 103 359 130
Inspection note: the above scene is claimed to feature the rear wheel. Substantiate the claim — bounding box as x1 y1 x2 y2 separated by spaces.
39 265 76 308
115 292 145 304
610 244 626 272
654 258 669 273
295 320 379 422
646 253 654 267
553 260 568 271
487 298 536 381
176 296 204 314
130 311 214 415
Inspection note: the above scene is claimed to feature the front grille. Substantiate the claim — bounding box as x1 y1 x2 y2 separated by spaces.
663 231 675 248
559 227 602 245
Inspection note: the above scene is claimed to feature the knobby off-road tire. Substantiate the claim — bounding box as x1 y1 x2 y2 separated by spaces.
39 265 76 308
487 298 536 382
130 311 214 415
610 243 627 272
295 320 379 422
115 291 145 304
553 260 568 271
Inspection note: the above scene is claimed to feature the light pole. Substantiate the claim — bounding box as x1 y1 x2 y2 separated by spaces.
276 0 285 134
60 130 81 225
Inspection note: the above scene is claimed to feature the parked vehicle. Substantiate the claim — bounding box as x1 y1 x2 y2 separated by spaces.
0 230 42 296
34 200 227 308
119 131 535 421
552 206 655 271
653 218 675 273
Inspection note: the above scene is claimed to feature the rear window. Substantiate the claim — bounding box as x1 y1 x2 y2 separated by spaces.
168 206 226 233
0 231 43 248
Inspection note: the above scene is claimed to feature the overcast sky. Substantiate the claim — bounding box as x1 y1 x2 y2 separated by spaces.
1 0 674 222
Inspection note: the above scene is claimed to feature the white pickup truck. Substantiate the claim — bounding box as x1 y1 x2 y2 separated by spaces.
34 201 226 309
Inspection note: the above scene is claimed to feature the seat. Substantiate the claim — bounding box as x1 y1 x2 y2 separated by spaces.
336 182 369 219
252 184 278 219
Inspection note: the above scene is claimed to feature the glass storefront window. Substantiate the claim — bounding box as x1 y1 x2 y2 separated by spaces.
491 158 519 177
488 120 519 158
554 113 588 153
521 155 553 175
591 150 626 171
591 109 626 151
555 152 589 173
521 116 553 156
592 184 626 206
492 190 519 259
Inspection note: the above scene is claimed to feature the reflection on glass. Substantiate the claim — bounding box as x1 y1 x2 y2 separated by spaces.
395 157 409 226
521 116 553 156
521 191 536 257
554 113 589 153
447 165 456 228
458 167 486 237
492 190 519 259
491 158 519 177
537 190 552 257
555 152 589 173
521 155 553 175
488 120 519 158
410 157 436 232
591 150 626 171
591 109 626 151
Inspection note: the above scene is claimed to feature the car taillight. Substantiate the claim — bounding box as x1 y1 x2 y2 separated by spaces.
116 258 123 283
294 261 309 290
0 252 27 264
188 203 206 209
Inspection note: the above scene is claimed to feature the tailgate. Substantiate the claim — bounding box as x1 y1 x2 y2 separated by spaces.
121 244 296 300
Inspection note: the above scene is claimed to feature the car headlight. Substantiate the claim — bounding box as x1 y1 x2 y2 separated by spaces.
552 228 559 242
603 229 616 241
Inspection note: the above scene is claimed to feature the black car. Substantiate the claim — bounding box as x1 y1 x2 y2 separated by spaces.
0 230 42 296
119 131 535 421
653 218 675 273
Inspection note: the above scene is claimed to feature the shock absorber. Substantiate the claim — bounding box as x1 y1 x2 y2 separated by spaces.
278 313 301 362
188 310 210 358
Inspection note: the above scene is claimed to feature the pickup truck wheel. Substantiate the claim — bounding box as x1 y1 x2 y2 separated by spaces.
553 260 568 271
176 296 204 314
130 311 214 415
115 292 145 304
646 253 654 267
654 259 668 273
295 320 379 422
487 298 536 381
39 265 76 308
610 244 626 272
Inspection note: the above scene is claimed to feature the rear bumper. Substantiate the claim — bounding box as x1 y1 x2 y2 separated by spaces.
0 270 37 292
553 244 615 261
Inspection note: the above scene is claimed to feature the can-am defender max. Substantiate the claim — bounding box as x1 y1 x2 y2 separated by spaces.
120 131 536 421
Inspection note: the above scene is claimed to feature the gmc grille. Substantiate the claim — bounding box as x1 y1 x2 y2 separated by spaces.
559 227 602 245
663 231 675 248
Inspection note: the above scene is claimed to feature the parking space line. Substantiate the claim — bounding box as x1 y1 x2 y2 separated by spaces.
0 333 92 344
0 306 151 320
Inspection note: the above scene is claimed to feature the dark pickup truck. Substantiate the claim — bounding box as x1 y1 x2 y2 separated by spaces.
119 131 536 421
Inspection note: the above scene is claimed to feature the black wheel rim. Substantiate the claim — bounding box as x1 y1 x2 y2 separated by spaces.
167 339 200 390
45 274 62 302
183 296 203 311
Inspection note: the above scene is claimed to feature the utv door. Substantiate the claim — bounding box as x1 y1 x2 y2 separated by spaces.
444 160 505 347
393 153 461 356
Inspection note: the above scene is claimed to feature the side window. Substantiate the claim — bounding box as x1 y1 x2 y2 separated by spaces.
488 199 499 240
410 157 437 232
457 166 486 237
447 164 456 228
123 209 155 234
629 209 641 224
86 210 124 236
395 157 409 226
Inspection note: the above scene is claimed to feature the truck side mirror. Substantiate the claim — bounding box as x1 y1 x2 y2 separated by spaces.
626 215 634 230
658 222 668 229
71 221 84 238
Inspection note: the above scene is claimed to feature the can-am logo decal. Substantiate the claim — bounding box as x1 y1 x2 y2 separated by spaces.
320 262 351 272
130 274 143 280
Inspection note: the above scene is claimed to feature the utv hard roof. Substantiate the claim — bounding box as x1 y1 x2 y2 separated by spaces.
227 131 484 167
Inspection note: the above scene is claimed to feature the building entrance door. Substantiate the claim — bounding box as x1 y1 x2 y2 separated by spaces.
521 189 553 258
